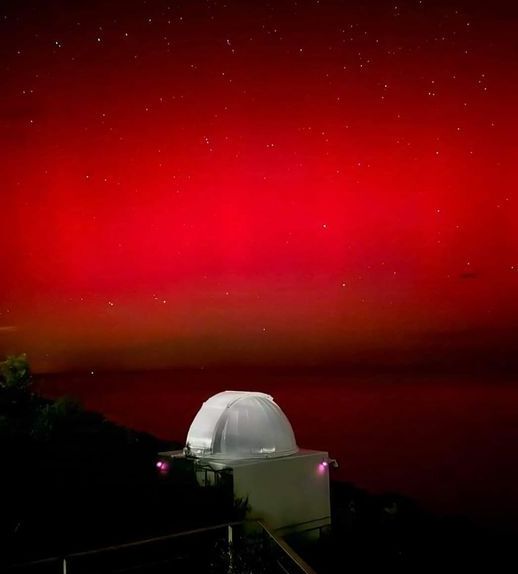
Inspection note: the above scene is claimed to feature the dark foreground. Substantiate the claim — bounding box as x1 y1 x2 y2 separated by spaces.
38 368 518 533
0 399 515 570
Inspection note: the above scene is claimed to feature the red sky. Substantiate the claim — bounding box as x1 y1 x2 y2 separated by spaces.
1 0 517 372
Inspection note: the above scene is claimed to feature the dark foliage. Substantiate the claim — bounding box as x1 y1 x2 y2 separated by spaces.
208 536 274 574
0 361 237 567
0 354 32 392
286 481 517 572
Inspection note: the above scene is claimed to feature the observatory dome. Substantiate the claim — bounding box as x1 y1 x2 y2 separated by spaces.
185 391 298 460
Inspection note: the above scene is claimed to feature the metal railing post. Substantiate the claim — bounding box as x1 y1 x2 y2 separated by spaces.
227 524 234 572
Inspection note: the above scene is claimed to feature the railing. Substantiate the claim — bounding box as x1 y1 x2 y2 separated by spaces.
257 521 318 574
5 520 317 574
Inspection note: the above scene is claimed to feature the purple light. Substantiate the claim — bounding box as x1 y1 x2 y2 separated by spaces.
318 461 328 475
156 460 170 474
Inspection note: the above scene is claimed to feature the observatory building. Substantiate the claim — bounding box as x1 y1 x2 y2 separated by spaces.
159 391 332 537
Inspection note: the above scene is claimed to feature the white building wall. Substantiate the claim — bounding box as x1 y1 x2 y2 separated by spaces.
231 450 331 534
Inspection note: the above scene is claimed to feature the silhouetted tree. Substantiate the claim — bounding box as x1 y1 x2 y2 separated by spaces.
0 354 32 392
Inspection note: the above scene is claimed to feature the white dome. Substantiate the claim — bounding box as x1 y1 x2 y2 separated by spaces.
185 391 298 460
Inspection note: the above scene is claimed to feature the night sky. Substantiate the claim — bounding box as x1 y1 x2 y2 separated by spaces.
1 0 517 372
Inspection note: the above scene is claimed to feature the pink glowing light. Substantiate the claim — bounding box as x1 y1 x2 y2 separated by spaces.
156 460 170 473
